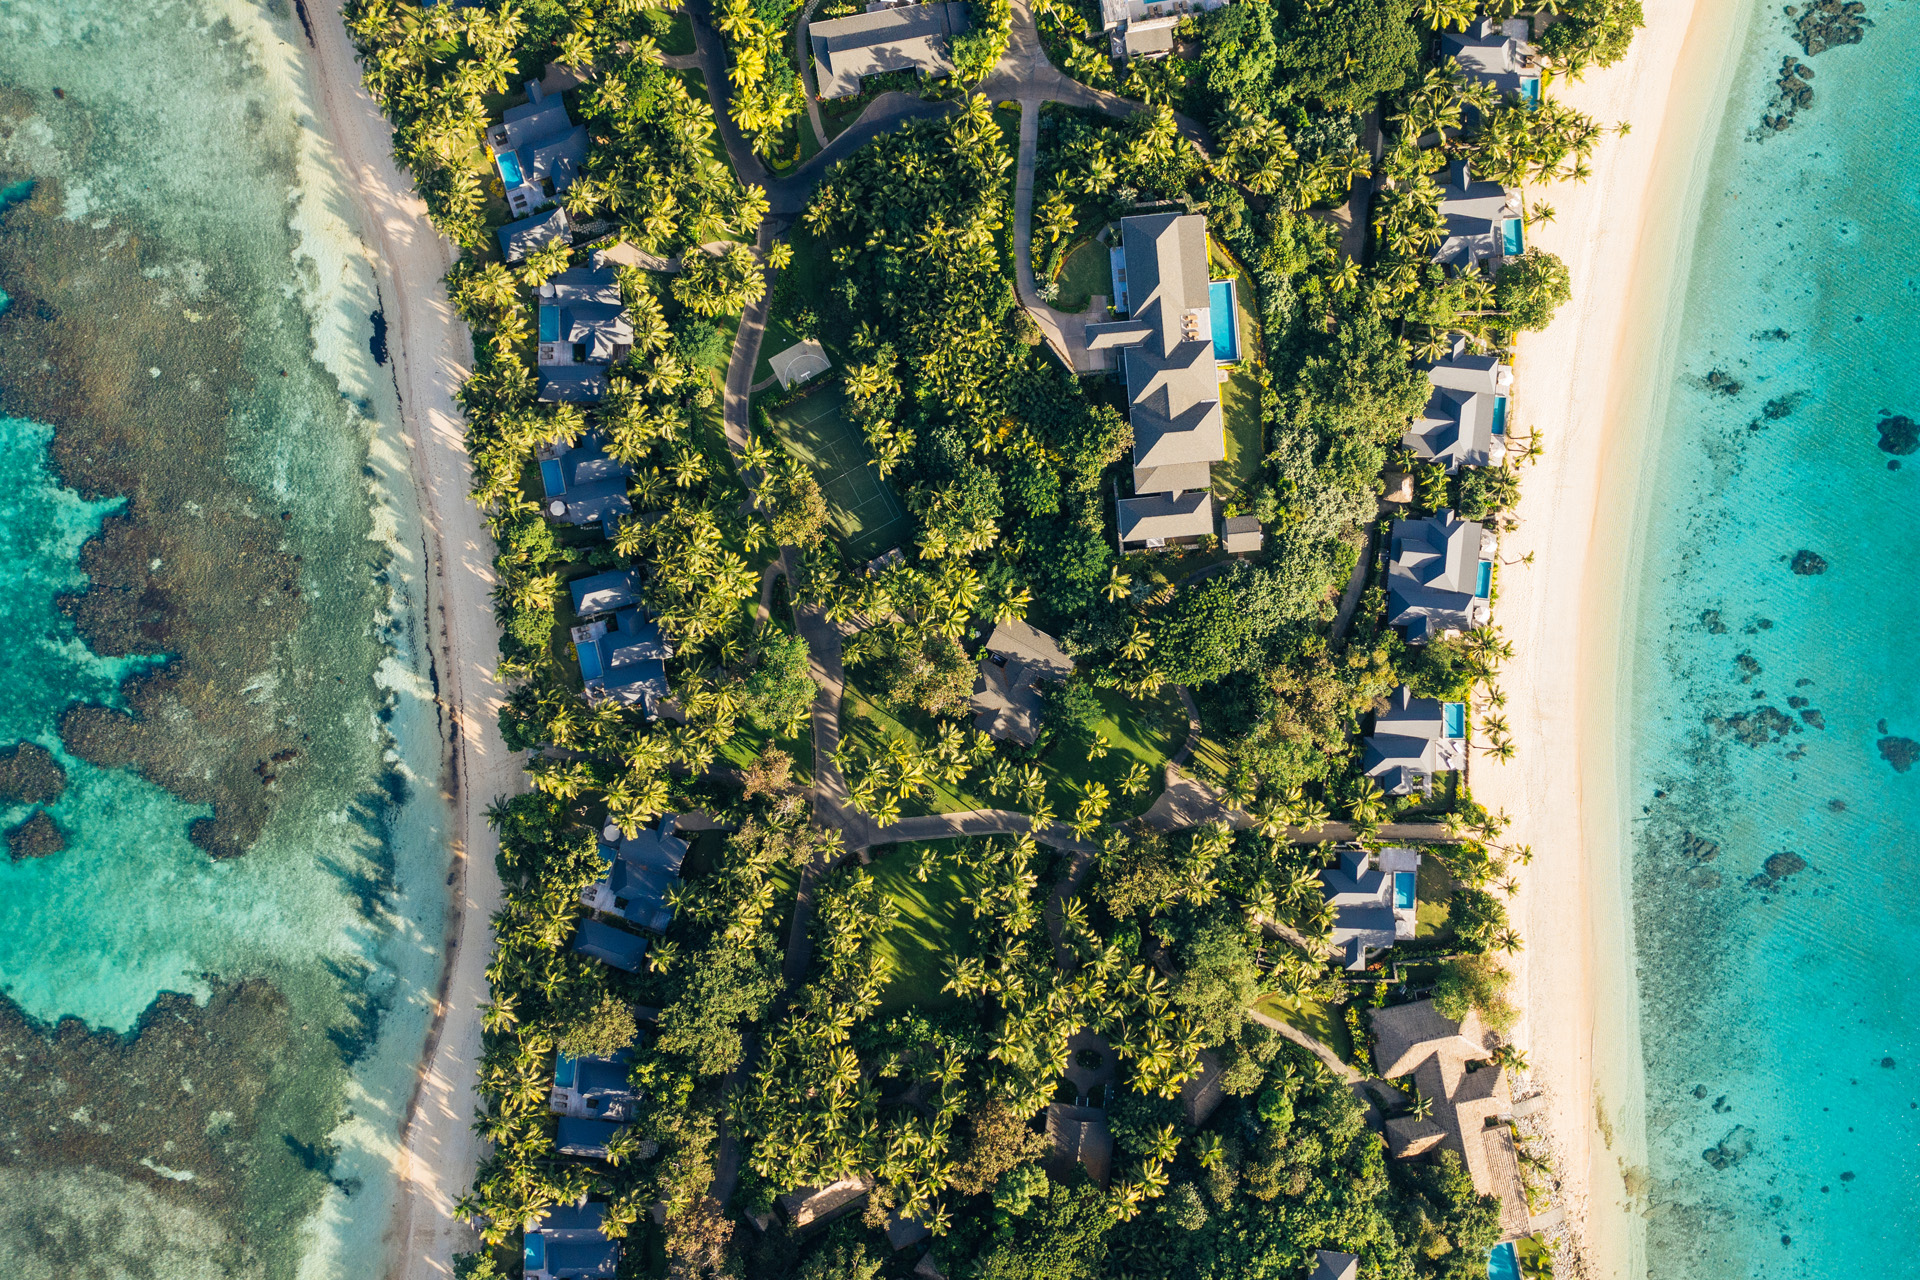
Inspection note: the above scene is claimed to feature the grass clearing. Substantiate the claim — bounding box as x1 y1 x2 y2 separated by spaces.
1255 992 1356 1063
760 385 910 562
864 840 974 1015
655 12 697 55
1415 857 1455 938
838 672 994 817
1216 366 1263 509
1052 237 1111 313
753 225 835 384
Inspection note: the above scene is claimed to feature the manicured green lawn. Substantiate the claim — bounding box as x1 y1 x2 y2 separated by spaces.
760 385 910 562
656 12 697 55
1215 366 1264 510
752 225 834 385
1052 236 1112 314
864 840 975 1015
1255 991 1356 1064
1415 857 1455 938
836 673 1185 821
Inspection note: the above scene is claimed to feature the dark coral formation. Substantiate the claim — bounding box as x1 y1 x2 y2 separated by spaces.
1759 56 1816 135
0 178 344 858
1878 736 1918 772
1705 369 1743 396
1790 549 1827 575
4 810 65 860
1702 1125 1755 1170
1709 706 1800 747
1748 850 1808 890
1788 0 1873 55
0 741 66 805
1876 414 1918 455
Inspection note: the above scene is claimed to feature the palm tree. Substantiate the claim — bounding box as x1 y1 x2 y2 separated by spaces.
1493 927 1525 954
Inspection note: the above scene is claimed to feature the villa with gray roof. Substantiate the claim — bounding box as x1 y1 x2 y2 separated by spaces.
808 3 970 98
1387 511 1492 642
1309 1252 1360 1280
1320 845 1421 970
487 81 590 218
571 608 672 712
572 917 648 972
538 259 632 404
1409 351 1513 471
550 1049 638 1123
570 568 641 619
538 430 632 535
499 205 571 264
1442 16 1541 104
1086 213 1228 549
1433 159 1525 273
1364 684 1467 796
970 618 1075 746
582 816 687 933
1098 0 1230 60
524 1202 620 1280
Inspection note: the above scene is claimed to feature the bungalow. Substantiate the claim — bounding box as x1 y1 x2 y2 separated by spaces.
487 81 590 218
1309 1253 1360 1280
1221 513 1263 553
1408 350 1513 471
1386 511 1492 642
499 205 571 265
570 568 642 619
551 1049 639 1122
1320 845 1421 970
807 3 970 98
970 618 1075 746
1086 213 1228 549
538 259 633 404
1045 1103 1113 1188
524 1202 620 1280
1097 0 1230 61
571 608 672 712
1363 685 1467 796
571 916 649 971
1433 160 1525 274
555 1115 628 1160
582 816 688 933
1370 999 1530 1239
1442 17 1541 105
538 431 632 534
778 1176 876 1228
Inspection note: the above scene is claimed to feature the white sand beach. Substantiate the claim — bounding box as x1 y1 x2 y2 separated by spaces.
303 4 520 1279
1466 0 1749 1272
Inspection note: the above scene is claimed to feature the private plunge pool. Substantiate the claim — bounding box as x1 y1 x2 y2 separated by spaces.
496 148 525 187
1444 701 1466 740
524 1230 547 1274
1393 870 1416 910
1488 1241 1520 1280
1208 278 1240 362
1476 558 1493 599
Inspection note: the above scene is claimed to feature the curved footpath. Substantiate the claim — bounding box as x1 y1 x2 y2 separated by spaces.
306 6 523 1280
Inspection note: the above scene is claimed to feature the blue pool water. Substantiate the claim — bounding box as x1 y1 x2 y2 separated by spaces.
524 1231 546 1272
1208 279 1239 361
1444 702 1466 739
1487 1241 1520 1280
1491 394 1508 436
1475 559 1492 598
1502 217 1524 256
1522 77 1540 107
1393 871 1416 910
576 640 602 680
554 1054 578 1089
539 303 560 342
497 148 524 186
540 457 567 497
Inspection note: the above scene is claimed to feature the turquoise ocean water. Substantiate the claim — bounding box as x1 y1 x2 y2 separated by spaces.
1620 0 1919 1274
0 2 452 1276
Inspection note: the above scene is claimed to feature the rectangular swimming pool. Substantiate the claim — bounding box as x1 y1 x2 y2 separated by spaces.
524 1231 546 1274
1208 279 1240 361
575 640 602 681
553 1054 577 1089
539 457 566 497
1488 1241 1520 1280
496 149 524 187
1491 394 1508 436
1394 871 1416 910
1444 701 1465 739
539 304 560 343
1476 559 1493 598
1503 217 1525 257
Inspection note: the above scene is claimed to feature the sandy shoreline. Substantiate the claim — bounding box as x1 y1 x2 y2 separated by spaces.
1466 0 1749 1273
300 5 520 1279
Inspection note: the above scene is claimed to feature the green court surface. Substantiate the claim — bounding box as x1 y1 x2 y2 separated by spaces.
762 385 908 561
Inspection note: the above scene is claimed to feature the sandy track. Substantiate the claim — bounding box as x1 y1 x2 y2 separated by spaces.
300 5 521 1279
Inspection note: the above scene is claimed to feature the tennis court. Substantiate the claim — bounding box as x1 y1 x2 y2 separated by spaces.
762 385 909 561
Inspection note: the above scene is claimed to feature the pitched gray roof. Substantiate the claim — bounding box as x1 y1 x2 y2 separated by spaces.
1117 489 1214 545
539 364 612 404
1123 21 1175 56
1222 514 1263 553
1312 1251 1360 1280
1440 17 1539 98
1321 845 1421 969
1432 160 1522 271
570 569 641 617
499 205 570 263
808 3 970 98
572 918 648 971
1363 684 1466 794
1083 214 1225 495
1386 511 1489 642
983 619 1073 673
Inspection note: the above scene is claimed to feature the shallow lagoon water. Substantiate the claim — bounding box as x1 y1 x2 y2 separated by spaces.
0 1 451 1276
1620 1 1920 1273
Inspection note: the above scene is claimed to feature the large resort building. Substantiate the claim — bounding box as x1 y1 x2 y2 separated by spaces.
806 2 971 98
1386 511 1493 642
1408 348 1513 471
1086 212 1249 551
537 258 633 403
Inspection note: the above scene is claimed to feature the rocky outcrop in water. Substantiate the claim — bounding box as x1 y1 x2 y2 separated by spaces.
1702 1125 1755 1170
1748 850 1808 890
1788 0 1872 55
1790 550 1827 575
1709 706 1799 746
1876 414 1918 455
1878 736 1918 773
0 741 66 805
1759 56 1817 134
5 810 65 860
